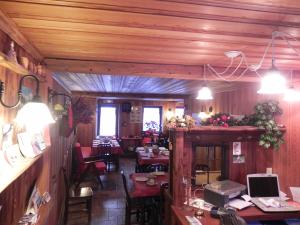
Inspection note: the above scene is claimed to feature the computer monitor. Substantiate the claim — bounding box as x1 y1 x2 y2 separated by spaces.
247 174 280 198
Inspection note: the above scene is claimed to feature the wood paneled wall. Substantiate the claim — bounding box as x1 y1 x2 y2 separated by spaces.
0 30 74 225
75 97 183 146
187 83 300 193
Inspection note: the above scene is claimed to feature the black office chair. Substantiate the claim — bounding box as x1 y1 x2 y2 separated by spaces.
219 213 247 225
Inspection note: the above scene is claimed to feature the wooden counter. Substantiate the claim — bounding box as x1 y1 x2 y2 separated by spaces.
172 204 300 225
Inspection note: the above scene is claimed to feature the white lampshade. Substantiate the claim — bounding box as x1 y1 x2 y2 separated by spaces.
15 102 55 131
283 86 300 102
196 86 213 100
257 69 287 94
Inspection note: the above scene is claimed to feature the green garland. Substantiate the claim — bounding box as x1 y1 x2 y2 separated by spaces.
203 100 284 150
252 101 284 150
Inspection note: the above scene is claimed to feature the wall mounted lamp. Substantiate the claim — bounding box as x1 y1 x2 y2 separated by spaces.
48 89 72 120
0 75 55 131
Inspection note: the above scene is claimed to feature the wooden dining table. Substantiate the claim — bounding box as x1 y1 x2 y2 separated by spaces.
92 139 123 155
137 151 169 166
130 172 168 198
81 139 123 171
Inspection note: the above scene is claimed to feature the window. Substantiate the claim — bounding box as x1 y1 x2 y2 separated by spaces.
143 107 162 131
175 107 185 118
98 105 117 136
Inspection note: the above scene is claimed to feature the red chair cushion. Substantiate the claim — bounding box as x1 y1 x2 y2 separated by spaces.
95 161 106 171
81 147 92 158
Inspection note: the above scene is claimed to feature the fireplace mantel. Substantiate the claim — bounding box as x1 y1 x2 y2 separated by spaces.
168 126 285 206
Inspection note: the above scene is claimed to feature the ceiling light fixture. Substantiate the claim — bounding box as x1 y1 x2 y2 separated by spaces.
196 65 213 100
205 31 300 95
257 34 287 94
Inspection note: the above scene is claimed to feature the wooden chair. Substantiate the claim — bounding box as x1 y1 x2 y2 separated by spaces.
98 143 117 172
74 144 106 189
62 167 93 225
121 171 154 225
146 163 168 172
159 182 169 225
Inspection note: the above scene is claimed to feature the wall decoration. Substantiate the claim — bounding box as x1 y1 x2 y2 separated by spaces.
232 142 241 155
130 106 142 123
17 132 39 158
21 86 33 102
233 154 245 164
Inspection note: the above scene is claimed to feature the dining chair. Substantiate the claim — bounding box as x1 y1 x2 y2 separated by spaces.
146 163 168 172
219 212 247 225
62 167 93 225
121 171 154 225
98 143 117 172
159 182 169 225
74 144 106 189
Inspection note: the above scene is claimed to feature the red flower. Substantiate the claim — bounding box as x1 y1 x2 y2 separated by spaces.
217 117 220 121
222 123 229 127
221 115 227 122
209 118 214 124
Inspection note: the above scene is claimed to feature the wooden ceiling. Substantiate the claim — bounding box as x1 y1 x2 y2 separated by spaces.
53 72 243 95
1 0 300 94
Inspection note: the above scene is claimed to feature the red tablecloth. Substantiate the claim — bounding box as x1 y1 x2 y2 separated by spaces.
130 173 168 198
92 140 123 155
137 151 169 165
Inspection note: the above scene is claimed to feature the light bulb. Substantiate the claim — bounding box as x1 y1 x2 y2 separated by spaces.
196 86 213 100
15 102 55 132
257 69 287 94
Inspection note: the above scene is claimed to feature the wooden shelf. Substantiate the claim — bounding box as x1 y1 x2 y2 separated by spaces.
0 51 29 75
0 155 42 194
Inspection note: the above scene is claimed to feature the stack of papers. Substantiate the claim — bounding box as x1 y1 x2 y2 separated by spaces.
228 199 253 210
290 187 300 203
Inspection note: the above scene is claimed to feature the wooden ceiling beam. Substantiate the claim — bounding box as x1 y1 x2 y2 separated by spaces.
46 58 269 82
71 91 188 101
5 0 300 25
0 1 297 39
0 9 43 60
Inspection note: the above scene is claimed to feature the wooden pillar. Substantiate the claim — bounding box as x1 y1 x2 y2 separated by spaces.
171 129 193 206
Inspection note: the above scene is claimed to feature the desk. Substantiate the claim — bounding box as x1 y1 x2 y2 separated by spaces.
171 204 300 225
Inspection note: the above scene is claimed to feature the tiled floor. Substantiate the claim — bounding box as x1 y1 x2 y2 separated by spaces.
66 158 300 225
67 157 136 225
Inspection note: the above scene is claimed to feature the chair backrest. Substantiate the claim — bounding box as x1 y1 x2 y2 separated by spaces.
220 213 247 225
98 143 112 155
146 163 168 172
74 144 85 174
121 171 131 203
